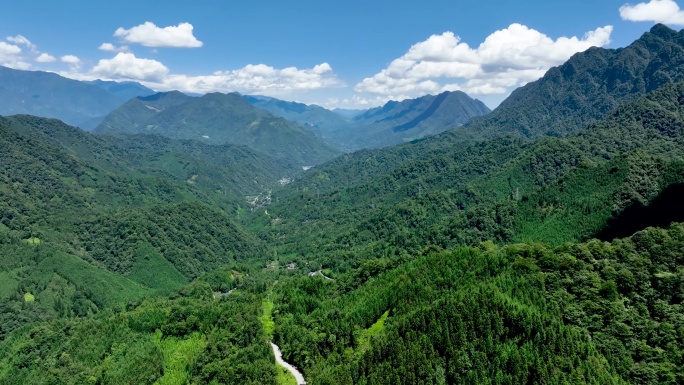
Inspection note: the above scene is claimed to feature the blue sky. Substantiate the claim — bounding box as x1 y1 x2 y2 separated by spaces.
0 0 681 108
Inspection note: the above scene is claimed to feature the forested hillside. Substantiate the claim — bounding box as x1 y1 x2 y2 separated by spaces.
2 23 684 385
458 23 684 139
271 224 684 384
251 82 684 275
0 114 283 343
96 92 340 166
346 91 491 149
291 24 684 192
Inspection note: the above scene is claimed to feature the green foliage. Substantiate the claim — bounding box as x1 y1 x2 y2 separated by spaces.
355 310 389 354
96 91 340 165
271 222 684 383
271 248 620 384
249 80 684 278
275 364 298 385
3 25 684 385
261 298 276 339
152 330 207 385
0 289 277 385
76 202 265 279
127 244 188 294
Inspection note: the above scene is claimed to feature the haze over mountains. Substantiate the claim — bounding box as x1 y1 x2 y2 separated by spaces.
0 63 495 156
2 23 684 385
244 91 490 150
0 65 154 129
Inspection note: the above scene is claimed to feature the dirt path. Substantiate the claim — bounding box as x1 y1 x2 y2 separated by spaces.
270 341 306 384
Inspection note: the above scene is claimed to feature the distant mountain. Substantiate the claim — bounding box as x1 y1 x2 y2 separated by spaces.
0 66 153 130
96 91 340 165
243 95 353 138
86 79 154 102
246 91 490 151
332 108 366 118
304 24 684 191
457 23 684 139
346 91 490 148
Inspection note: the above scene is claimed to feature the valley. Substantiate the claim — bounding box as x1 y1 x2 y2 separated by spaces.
0 15 684 385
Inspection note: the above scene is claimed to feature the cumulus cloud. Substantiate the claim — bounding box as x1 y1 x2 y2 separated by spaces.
620 0 684 25
98 43 116 51
98 42 129 53
0 41 30 69
60 55 81 71
0 42 20 56
91 52 169 81
324 94 392 109
56 48 341 99
146 62 343 95
355 23 613 100
7 35 37 52
4 34 59 68
35 53 56 62
114 22 203 48
97 43 116 52
61 55 80 64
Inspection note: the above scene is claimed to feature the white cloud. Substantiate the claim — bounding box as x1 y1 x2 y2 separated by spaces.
91 52 169 81
620 0 684 25
355 23 613 100
114 22 203 48
61 55 80 64
324 94 392 109
55 47 341 99
98 42 129 53
144 62 343 95
61 54 81 71
0 42 20 56
98 43 116 51
6 35 37 52
0 41 30 69
35 53 56 62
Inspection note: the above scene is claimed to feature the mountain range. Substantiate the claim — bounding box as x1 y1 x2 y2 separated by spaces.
0 65 494 154
95 91 340 166
245 91 491 151
454 23 684 139
0 65 154 129
1 23 684 385
348 90 490 148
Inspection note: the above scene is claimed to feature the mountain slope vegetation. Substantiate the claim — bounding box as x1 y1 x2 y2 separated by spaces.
293 24 684 191
96 91 340 165
244 95 354 139
252 81 684 274
2 24 684 385
455 23 684 139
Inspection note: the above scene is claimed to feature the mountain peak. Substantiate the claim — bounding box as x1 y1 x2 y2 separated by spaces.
445 24 684 140
649 23 677 39
95 90 339 165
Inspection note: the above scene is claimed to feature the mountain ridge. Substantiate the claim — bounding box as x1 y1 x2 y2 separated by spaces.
95 91 340 166
0 65 154 129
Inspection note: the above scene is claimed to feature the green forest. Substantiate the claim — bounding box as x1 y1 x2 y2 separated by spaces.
1 24 684 385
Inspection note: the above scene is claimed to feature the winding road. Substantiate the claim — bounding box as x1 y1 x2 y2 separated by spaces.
270 341 306 384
